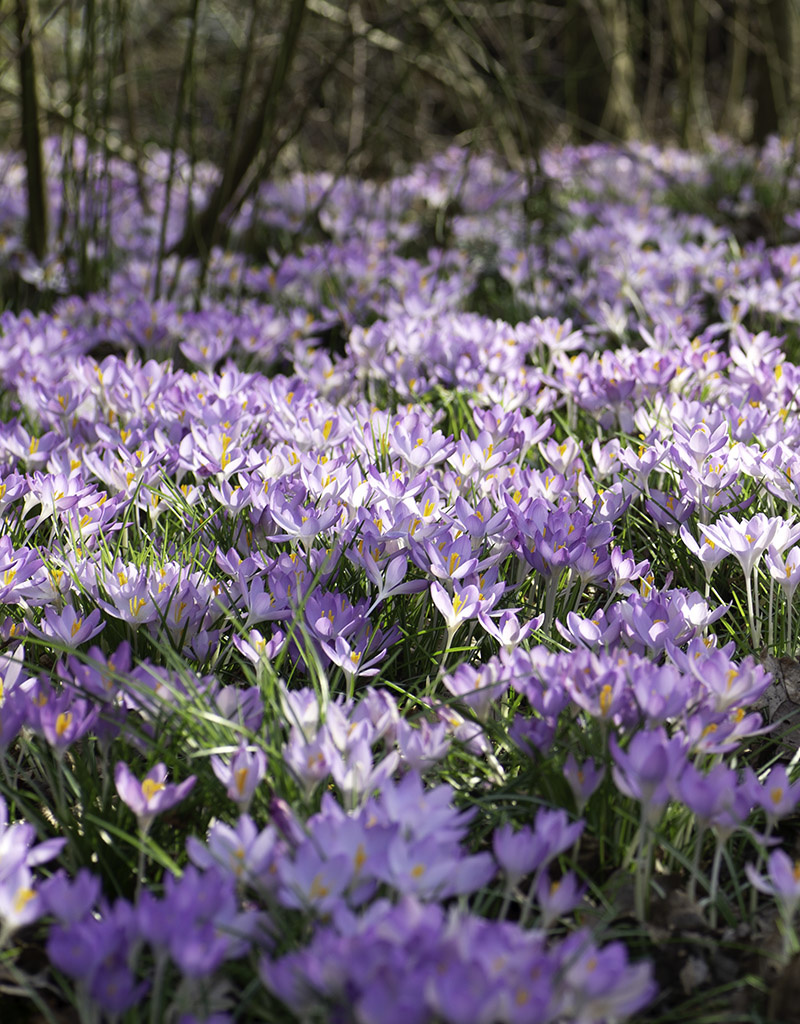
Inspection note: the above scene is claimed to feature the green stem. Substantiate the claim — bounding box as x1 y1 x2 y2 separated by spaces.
688 823 705 904
497 882 514 922
635 817 655 921
769 576 775 649
708 838 724 929
745 570 760 648
149 951 168 1024
750 821 773 919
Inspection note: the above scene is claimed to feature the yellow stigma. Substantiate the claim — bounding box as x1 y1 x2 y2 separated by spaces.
13 887 35 914
309 873 330 899
55 712 72 737
142 778 166 801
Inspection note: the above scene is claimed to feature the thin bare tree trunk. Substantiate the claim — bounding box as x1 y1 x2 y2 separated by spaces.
117 0 149 212
722 0 748 136
16 0 48 259
688 0 713 143
587 0 642 140
348 1 367 168
643 0 665 134
170 0 307 259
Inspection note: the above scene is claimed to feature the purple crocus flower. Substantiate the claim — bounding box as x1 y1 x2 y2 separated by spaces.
536 869 585 928
277 842 352 914
396 718 450 771
700 512 797 578
492 823 540 888
559 929 657 1022
610 728 687 824
40 868 101 925
36 693 99 750
114 760 196 832
211 743 267 812
745 763 800 830
186 815 279 886
29 603 105 647
746 848 800 923
677 762 752 840
0 795 65 882
0 864 42 938
562 753 605 814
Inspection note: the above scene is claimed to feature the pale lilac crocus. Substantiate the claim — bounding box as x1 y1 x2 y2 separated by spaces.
611 727 688 919
535 869 585 929
700 513 789 578
211 743 267 813
610 729 686 820
430 580 482 657
746 849 800 957
114 761 196 833
30 604 105 648
679 523 728 589
477 608 542 652
0 864 43 943
563 753 605 814
492 823 541 889
700 513 800 645
396 718 450 771
745 763 800 838
766 544 800 652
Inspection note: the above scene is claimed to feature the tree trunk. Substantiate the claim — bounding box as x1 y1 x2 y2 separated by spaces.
16 0 48 260
170 0 307 259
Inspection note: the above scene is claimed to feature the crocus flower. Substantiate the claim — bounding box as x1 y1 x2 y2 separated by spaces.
186 815 279 885
40 868 101 925
430 580 482 639
277 842 352 914
746 849 800 924
679 523 729 581
396 718 450 771
677 762 752 840
766 545 800 601
562 753 605 814
114 761 196 832
211 743 267 812
700 513 797 579
559 930 657 1023
492 823 540 888
745 763 800 831
610 728 687 825
536 869 585 928
29 604 105 647
36 693 99 751
0 864 42 940
477 608 542 652
0 795 65 883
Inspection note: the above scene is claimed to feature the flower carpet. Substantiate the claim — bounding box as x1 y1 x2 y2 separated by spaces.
0 137 799 1021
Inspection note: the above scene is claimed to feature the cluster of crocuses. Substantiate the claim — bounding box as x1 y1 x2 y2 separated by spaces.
1 132 800 1021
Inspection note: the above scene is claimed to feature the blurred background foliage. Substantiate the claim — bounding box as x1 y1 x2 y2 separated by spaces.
3 0 800 268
